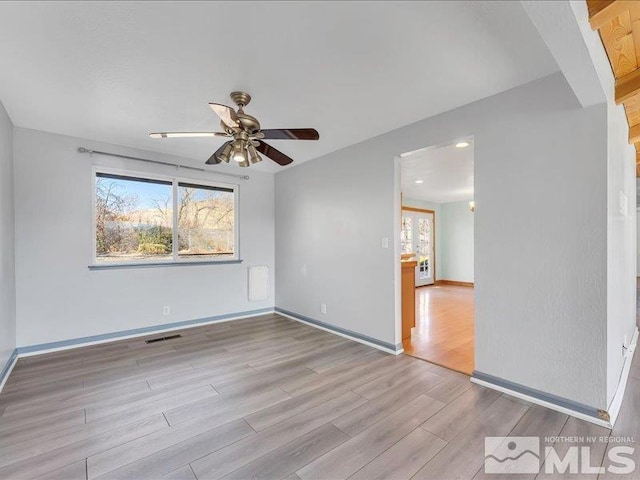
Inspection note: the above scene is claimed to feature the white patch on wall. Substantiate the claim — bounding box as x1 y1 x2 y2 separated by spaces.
248 266 269 301
619 190 628 217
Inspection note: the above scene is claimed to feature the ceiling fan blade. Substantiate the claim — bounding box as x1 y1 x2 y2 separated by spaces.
206 141 232 165
256 141 294 166
149 132 228 138
259 129 319 141
209 103 240 129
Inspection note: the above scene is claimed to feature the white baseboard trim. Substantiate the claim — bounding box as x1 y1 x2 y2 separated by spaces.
275 308 403 355
606 326 639 427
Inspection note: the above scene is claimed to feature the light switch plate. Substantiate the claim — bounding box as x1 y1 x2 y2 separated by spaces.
381 237 389 248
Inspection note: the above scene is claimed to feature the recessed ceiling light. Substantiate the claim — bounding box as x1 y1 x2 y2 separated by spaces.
415 180 424 184
456 141 470 148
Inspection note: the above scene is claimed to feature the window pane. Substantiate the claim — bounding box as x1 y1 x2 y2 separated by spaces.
177 183 235 259
95 174 173 262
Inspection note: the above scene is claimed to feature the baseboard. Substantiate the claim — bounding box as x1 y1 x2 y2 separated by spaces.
0 348 18 394
471 371 612 428
16 307 276 358
606 326 639 426
275 307 403 355
434 280 474 287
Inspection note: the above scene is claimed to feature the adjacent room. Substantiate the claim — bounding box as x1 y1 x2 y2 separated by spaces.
0 1 639 479
400 140 475 374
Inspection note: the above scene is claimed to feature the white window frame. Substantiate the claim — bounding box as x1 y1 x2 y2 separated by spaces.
91 166 240 267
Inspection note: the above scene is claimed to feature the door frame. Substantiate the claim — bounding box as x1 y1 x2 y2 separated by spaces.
401 206 437 283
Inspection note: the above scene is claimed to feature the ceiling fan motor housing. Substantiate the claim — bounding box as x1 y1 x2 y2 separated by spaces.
237 112 261 134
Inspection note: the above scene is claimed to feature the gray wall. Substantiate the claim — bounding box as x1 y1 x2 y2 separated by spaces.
0 101 15 369
440 200 474 283
13 128 275 347
276 73 610 409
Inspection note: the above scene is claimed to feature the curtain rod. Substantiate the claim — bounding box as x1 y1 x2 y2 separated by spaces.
77 147 250 180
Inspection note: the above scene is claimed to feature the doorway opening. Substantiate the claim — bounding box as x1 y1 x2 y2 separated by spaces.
398 138 475 375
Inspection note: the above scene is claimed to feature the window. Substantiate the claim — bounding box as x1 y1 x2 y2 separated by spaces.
94 170 237 265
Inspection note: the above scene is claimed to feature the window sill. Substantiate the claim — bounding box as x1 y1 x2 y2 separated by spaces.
88 259 242 270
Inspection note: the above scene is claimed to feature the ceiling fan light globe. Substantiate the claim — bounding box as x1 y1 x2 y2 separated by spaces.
232 141 247 162
248 145 261 164
218 142 233 163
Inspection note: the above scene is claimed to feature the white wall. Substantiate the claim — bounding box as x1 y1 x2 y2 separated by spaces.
637 210 640 276
560 0 639 408
13 128 275 347
440 200 474 283
0 101 16 368
605 100 638 406
276 73 610 409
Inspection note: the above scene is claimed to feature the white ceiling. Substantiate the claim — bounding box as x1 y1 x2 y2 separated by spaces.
0 1 558 173
401 140 474 204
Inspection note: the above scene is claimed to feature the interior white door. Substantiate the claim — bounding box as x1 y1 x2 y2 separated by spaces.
401 209 435 286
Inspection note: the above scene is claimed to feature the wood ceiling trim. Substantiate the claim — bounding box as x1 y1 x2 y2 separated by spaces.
629 123 640 142
615 68 640 103
588 0 640 176
589 0 635 30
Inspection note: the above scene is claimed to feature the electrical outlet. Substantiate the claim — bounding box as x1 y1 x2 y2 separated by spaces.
163 306 171 316
320 304 327 315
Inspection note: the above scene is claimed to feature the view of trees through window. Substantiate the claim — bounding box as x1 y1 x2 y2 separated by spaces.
95 172 235 263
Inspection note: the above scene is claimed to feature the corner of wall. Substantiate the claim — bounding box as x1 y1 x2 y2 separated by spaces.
0 99 17 379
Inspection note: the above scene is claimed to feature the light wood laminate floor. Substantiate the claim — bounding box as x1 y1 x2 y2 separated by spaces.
1 313 639 480
403 285 475 375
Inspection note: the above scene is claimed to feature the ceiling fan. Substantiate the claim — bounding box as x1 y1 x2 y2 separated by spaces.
149 91 319 168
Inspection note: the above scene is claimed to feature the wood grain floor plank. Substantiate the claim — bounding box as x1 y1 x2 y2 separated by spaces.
214 365 317 396
420 385 502 441
348 427 446 480
281 354 413 397
423 371 472 403
90 419 253 480
2 381 152 419
412 396 528 480
146 363 255 391
221 424 349 480
352 361 443 400
1 386 218 467
190 391 367 480
332 375 444 437
33 459 87 480
85 384 218 422
161 465 197 480
0 414 168 479
0 409 85 440
296 395 445 480
243 375 365 432
163 385 291 426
